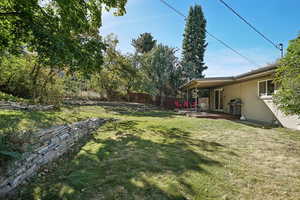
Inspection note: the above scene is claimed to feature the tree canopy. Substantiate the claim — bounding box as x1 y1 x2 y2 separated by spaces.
132 33 156 54
182 5 207 81
274 34 300 116
145 44 179 105
0 0 127 74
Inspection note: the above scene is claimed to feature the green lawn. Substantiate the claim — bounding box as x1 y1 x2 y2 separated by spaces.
2 105 300 200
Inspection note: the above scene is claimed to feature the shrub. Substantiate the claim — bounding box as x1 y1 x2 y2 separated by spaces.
0 135 22 166
0 91 27 103
0 55 65 105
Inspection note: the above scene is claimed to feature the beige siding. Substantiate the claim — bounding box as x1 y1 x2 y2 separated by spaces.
211 75 276 124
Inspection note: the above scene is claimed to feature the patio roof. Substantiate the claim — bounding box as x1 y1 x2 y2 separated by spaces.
180 64 277 90
181 77 235 89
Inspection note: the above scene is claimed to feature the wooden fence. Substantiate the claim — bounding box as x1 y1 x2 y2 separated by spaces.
127 92 209 110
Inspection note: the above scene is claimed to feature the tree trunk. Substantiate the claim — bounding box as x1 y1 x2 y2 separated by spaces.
31 64 42 100
126 88 131 102
160 89 164 107
39 69 55 103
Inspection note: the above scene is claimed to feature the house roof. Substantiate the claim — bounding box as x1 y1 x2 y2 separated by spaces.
235 64 277 79
180 64 277 89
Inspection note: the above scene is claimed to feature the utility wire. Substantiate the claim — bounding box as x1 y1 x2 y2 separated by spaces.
159 0 259 66
205 32 257 65
217 0 282 52
160 0 186 18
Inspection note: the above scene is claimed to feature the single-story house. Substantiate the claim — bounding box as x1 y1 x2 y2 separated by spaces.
180 64 300 130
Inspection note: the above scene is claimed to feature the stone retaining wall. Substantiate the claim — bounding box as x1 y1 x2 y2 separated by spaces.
64 100 151 107
0 118 110 196
63 100 159 111
0 101 55 111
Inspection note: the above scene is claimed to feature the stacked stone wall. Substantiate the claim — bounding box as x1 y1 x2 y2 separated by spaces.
0 118 109 196
0 101 55 111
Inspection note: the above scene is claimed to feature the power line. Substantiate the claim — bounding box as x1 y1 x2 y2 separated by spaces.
205 32 258 65
217 0 283 55
159 0 259 66
160 0 186 18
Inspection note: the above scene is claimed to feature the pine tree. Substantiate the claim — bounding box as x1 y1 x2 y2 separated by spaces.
132 33 157 54
182 5 207 81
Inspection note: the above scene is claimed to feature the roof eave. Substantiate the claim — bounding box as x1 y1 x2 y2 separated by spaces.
180 64 278 90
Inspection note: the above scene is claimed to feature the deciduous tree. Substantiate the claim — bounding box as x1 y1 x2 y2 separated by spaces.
0 0 127 74
145 44 178 105
274 34 300 115
94 34 138 100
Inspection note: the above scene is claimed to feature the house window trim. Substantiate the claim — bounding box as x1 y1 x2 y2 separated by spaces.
257 79 275 98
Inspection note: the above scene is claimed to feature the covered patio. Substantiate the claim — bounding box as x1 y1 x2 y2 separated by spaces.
177 77 241 120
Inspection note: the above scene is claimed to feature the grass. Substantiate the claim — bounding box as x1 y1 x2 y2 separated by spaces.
1 104 300 200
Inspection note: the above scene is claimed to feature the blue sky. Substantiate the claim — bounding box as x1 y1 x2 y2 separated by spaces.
101 0 300 77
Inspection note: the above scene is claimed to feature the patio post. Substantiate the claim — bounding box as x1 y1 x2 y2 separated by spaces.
195 87 198 112
186 88 189 110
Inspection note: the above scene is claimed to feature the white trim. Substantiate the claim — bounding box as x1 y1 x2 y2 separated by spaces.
237 70 275 82
182 69 276 90
260 96 273 100
214 88 224 91
257 79 275 98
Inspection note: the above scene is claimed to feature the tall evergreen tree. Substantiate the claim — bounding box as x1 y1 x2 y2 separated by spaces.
182 5 207 81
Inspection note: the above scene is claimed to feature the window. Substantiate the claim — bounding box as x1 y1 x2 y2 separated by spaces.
214 89 224 110
267 80 275 96
220 90 224 109
258 80 275 97
259 81 266 96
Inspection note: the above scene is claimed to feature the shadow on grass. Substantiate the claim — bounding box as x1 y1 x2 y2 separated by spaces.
0 109 85 135
147 125 238 156
14 120 230 200
234 120 275 130
0 111 55 130
102 120 141 132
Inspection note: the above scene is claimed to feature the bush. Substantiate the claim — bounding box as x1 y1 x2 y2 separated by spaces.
0 135 22 167
0 91 28 103
0 55 65 105
274 34 300 115
0 55 33 99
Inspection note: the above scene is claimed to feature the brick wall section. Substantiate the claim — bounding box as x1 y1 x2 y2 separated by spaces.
0 118 110 196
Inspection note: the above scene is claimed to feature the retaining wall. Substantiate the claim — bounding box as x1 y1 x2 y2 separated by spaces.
0 101 55 111
0 118 109 196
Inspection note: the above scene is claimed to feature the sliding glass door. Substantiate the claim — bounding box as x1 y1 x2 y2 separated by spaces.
214 89 224 111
